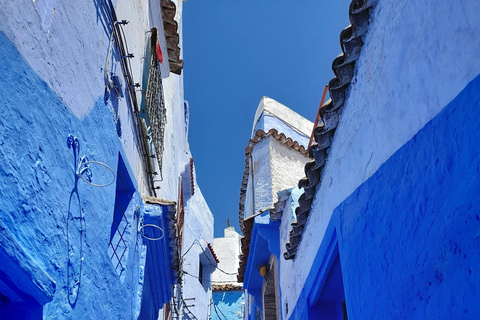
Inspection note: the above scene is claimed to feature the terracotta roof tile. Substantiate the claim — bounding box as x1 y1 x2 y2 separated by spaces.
160 0 183 74
238 129 309 234
284 0 378 260
207 242 220 264
212 284 243 292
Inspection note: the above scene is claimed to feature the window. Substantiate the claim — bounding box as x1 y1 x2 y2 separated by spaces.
108 155 135 276
198 260 204 286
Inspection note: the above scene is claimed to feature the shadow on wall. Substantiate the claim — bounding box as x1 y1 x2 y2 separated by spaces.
66 135 84 308
212 291 244 320
93 0 114 37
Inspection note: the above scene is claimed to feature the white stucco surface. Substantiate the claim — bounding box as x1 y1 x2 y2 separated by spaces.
248 136 310 218
0 0 105 119
270 140 310 206
212 227 242 285
251 138 273 215
153 0 187 202
181 185 215 320
285 0 480 312
0 0 179 196
252 97 313 144
278 187 302 318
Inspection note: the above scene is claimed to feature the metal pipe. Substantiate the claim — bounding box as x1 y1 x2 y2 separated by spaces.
308 85 329 150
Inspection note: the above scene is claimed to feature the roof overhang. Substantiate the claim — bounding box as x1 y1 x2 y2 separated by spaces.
141 196 180 308
160 0 183 74
238 129 310 233
284 0 378 260
238 211 280 310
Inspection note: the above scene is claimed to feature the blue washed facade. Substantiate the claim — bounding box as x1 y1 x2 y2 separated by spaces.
212 291 245 320
237 1 480 319
0 30 148 318
289 71 480 320
238 98 313 320
0 0 214 318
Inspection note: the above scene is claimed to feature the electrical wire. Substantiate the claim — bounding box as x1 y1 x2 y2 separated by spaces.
183 240 238 276
182 270 243 285
212 299 228 320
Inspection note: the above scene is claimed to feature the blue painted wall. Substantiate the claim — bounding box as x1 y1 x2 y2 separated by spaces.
0 31 146 318
290 74 480 319
212 291 245 320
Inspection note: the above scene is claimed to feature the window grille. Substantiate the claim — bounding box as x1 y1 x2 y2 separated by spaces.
144 28 167 178
108 155 135 275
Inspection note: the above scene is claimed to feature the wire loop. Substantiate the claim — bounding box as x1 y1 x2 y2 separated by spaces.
140 223 164 241
77 161 115 187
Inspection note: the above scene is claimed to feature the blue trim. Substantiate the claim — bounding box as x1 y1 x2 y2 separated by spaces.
288 213 340 320
289 73 480 319
140 202 177 319
243 213 281 310
307 232 339 307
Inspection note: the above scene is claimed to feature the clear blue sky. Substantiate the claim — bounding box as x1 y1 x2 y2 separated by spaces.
183 1 351 237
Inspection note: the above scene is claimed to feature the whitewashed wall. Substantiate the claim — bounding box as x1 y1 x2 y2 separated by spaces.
182 184 215 320
278 187 302 318
285 0 480 313
0 0 181 195
153 0 187 202
270 140 309 206
212 227 242 285
251 138 273 215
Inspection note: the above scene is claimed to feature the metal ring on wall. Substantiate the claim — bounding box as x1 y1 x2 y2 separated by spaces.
77 161 116 187
140 223 164 241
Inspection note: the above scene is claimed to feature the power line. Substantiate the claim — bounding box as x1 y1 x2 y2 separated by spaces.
212 299 228 320
184 240 238 275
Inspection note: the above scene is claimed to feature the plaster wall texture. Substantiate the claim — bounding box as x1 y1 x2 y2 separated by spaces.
0 0 170 196
251 138 273 215
249 137 310 218
278 187 302 318
270 140 310 208
0 0 107 119
252 97 313 141
212 291 245 320
286 0 480 312
286 73 480 319
0 0 204 318
0 29 146 318
244 166 254 220
181 183 215 320
154 0 186 201
212 227 242 285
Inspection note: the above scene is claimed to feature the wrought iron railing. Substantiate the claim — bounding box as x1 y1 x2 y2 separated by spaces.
144 32 167 180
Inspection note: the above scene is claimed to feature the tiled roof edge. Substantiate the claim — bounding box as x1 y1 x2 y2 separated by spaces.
238 129 310 234
207 242 220 264
160 0 183 75
284 0 378 260
212 284 243 292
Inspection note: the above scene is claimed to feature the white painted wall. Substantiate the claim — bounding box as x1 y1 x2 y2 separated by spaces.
0 0 178 196
212 227 242 285
248 136 310 218
251 138 273 215
182 184 215 320
243 98 312 219
277 187 302 318
252 97 313 141
0 0 214 318
270 140 310 207
285 0 480 313
0 0 106 119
